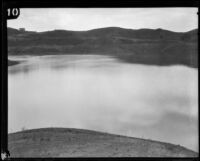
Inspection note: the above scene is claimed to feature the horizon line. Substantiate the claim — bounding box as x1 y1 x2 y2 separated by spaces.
7 26 198 33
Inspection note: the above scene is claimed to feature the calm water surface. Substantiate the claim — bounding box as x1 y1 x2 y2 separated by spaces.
8 55 198 151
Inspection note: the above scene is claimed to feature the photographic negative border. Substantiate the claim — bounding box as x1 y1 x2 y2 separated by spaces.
1 0 199 160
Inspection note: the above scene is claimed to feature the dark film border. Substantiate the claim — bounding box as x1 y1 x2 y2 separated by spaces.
2 0 200 8
1 0 199 160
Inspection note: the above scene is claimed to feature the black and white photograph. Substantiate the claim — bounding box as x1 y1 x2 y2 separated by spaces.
7 7 198 157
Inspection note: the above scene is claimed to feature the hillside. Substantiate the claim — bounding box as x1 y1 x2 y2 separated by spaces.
7 27 198 68
8 128 198 157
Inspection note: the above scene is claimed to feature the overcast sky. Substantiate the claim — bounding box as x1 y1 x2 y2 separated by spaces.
7 8 198 32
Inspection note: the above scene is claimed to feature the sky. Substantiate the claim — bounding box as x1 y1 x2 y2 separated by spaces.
7 8 198 32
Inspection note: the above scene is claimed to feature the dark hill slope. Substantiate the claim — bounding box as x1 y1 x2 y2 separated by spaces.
8 128 198 157
8 27 198 68
87 27 184 40
7 27 21 35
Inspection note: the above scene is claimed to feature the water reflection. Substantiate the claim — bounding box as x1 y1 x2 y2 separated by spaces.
8 55 119 73
8 55 198 152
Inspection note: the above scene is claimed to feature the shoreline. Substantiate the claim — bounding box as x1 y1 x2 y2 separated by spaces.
8 53 198 68
8 59 20 66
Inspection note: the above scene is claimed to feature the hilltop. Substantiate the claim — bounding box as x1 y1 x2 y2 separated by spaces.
7 27 198 68
8 128 198 157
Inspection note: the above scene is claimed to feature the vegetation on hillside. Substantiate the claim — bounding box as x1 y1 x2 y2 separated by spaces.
8 128 198 157
7 27 198 68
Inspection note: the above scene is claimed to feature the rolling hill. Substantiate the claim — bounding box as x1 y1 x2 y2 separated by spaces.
8 128 198 157
7 27 198 68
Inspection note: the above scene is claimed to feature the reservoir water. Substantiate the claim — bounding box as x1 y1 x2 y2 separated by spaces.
8 55 198 152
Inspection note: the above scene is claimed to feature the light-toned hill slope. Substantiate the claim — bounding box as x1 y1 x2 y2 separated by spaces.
8 128 198 157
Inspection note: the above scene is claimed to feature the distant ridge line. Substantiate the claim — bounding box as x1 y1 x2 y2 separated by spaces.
7 26 198 33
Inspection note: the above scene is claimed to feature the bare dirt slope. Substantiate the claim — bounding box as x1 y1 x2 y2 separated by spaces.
8 128 198 157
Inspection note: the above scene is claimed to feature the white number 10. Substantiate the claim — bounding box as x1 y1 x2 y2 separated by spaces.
7 8 19 17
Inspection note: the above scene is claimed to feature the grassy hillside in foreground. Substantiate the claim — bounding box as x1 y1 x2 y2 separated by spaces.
7 27 198 68
8 128 198 157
